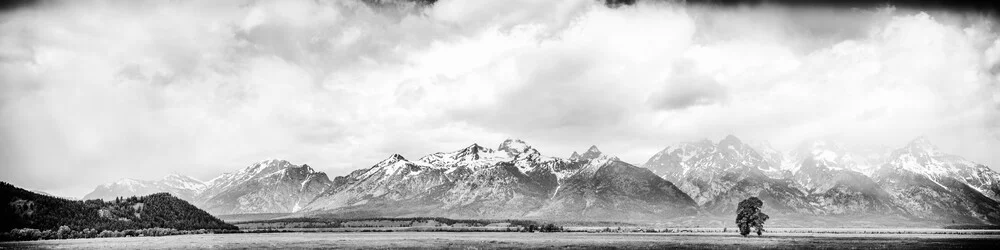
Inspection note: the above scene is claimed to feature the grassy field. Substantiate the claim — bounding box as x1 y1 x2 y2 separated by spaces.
1 232 998 249
229 216 1000 235
226 214 959 230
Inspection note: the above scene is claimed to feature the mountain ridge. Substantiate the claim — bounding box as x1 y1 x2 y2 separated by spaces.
645 135 1000 224
83 136 1000 225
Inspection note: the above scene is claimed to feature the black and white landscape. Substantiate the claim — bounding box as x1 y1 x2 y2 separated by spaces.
2 0 1000 248
78 136 1000 226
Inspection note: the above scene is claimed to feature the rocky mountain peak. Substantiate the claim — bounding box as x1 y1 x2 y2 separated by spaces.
163 173 202 182
258 158 292 165
114 178 145 186
498 138 531 154
580 145 602 161
718 134 743 147
569 151 581 160
903 136 941 156
164 173 187 180
454 143 495 161
461 143 488 153
289 163 316 174
160 174 206 191
241 159 296 176
378 154 408 166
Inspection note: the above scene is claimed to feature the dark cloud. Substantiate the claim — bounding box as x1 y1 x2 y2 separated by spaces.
0 0 38 12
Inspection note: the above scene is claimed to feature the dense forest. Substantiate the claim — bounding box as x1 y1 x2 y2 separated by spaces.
1 182 236 233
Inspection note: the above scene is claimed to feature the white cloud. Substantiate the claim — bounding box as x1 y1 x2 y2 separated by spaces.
0 0 997 197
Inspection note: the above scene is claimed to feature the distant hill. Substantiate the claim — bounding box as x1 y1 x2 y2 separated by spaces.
1 182 236 232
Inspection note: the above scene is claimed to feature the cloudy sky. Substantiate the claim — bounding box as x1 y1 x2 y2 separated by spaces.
1 0 998 198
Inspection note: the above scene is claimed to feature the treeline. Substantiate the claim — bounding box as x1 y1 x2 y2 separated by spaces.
1 181 236 240
523 223 563 232
944 225 1000 230
240 216 541 228
237 216 566 232
2 227 233 241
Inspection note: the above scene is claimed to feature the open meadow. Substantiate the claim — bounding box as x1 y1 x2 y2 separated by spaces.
2 231 998 249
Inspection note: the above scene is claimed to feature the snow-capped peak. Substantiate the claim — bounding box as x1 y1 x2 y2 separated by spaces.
115 178 144 186
572 154 621 178
163 173 203 183
885 138 951 175
378 154 408 166
784 138 888 176
416 142 513 170
240 159 296 177
498 138 532 155
569 151 581 160
595 154 620 163
296 164 316 174
580 145 602 161
749 140 790 173
161 174 206 191
904 136 941 156
455 143 493 160
102 178 151 193
203 158 309 189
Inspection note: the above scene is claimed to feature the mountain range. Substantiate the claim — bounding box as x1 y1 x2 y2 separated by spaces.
83 136 1000 225
85 160 332 215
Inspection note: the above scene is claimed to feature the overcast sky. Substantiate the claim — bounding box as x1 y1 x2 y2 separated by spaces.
1 0 998 198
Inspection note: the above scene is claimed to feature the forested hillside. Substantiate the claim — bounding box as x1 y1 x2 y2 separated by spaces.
1 182 235 232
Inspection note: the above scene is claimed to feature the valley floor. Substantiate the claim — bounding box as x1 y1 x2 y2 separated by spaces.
1 231 998 249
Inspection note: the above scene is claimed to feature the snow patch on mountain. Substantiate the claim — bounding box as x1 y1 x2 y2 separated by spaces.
84 174 206 202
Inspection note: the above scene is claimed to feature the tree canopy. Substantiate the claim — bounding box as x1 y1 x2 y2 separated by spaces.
735 197 769 236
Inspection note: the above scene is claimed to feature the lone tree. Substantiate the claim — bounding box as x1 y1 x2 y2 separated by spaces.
735 197 770 236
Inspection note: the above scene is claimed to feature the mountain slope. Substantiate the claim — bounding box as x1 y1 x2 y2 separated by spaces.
531 154 697 221
876 138 1000 203
302 140 697 221
302 141 563 218
645 135 1000 224
197 159 333 214
643 135 813 214
76 136 1000 225
85 159 334 215
301 154 453 217
872 138 1000 224
83 174 206 202
784 140 900 215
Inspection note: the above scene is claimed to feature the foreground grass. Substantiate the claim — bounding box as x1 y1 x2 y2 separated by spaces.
1 232 998 249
